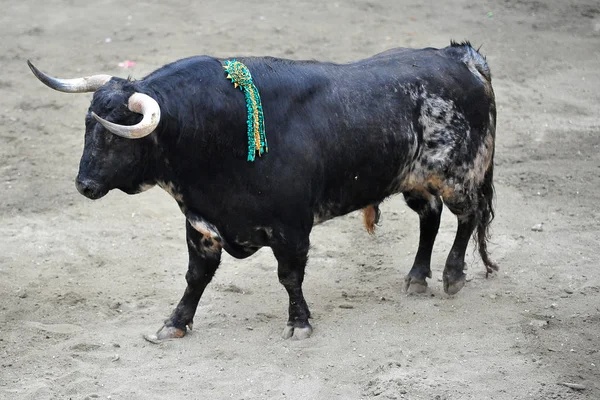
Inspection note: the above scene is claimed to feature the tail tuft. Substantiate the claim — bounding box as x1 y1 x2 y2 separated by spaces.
476 162 499 277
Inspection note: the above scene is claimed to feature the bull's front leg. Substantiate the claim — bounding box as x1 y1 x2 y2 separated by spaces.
148 220 222 341
272 235 312 340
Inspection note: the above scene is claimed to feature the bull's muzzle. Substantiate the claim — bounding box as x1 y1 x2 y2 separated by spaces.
75 177 108 200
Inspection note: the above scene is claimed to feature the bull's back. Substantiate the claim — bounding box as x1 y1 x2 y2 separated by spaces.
159 46 493 227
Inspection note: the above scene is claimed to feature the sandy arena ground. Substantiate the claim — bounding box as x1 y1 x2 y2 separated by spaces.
1 0 599 399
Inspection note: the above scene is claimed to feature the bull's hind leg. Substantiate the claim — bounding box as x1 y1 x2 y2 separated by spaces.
148 221 222 341
272 233 312 340
442 199 477 295
403 191 443 294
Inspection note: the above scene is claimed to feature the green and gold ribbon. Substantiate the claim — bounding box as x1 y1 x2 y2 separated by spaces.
223 60 268 162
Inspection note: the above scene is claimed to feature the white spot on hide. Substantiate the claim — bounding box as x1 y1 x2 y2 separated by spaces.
135 183 155 193
157 181 183 202
188 217 220 239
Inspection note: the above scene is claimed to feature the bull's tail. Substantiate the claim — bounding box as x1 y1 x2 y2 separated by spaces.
475 151 499 277
450 40 497 275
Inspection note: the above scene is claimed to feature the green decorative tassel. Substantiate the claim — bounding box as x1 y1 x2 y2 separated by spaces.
223 60 268 162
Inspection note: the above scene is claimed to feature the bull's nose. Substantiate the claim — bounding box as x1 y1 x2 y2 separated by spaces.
75 177 106 200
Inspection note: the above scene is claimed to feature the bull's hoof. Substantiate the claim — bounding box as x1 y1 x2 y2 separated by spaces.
143 325 187 343
404 275 429 294
281 322 313 340
443 272 466 295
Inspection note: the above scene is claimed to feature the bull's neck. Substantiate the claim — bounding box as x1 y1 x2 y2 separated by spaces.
152 134 179 188
150 129 203 219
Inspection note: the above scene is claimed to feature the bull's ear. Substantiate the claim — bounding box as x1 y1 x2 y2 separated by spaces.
27 60 112 93
92 93 161 139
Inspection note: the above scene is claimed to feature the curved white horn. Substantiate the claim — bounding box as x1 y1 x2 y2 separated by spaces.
92 93 161 139
27 60 112 93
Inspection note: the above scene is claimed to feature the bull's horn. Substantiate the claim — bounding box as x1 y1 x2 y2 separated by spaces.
27 60 112 93
91 93 161 139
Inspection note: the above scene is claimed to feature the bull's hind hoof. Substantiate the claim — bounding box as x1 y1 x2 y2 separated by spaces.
144 325 186 343
443 272 466 295
282 322 313 340
404 275 429 294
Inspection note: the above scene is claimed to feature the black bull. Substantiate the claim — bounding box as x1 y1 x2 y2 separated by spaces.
28 41 498 340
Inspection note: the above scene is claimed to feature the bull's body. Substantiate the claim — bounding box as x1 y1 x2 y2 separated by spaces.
29 41 498 340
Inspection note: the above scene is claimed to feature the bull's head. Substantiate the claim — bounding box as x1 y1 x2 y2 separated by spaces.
28 61 161 199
